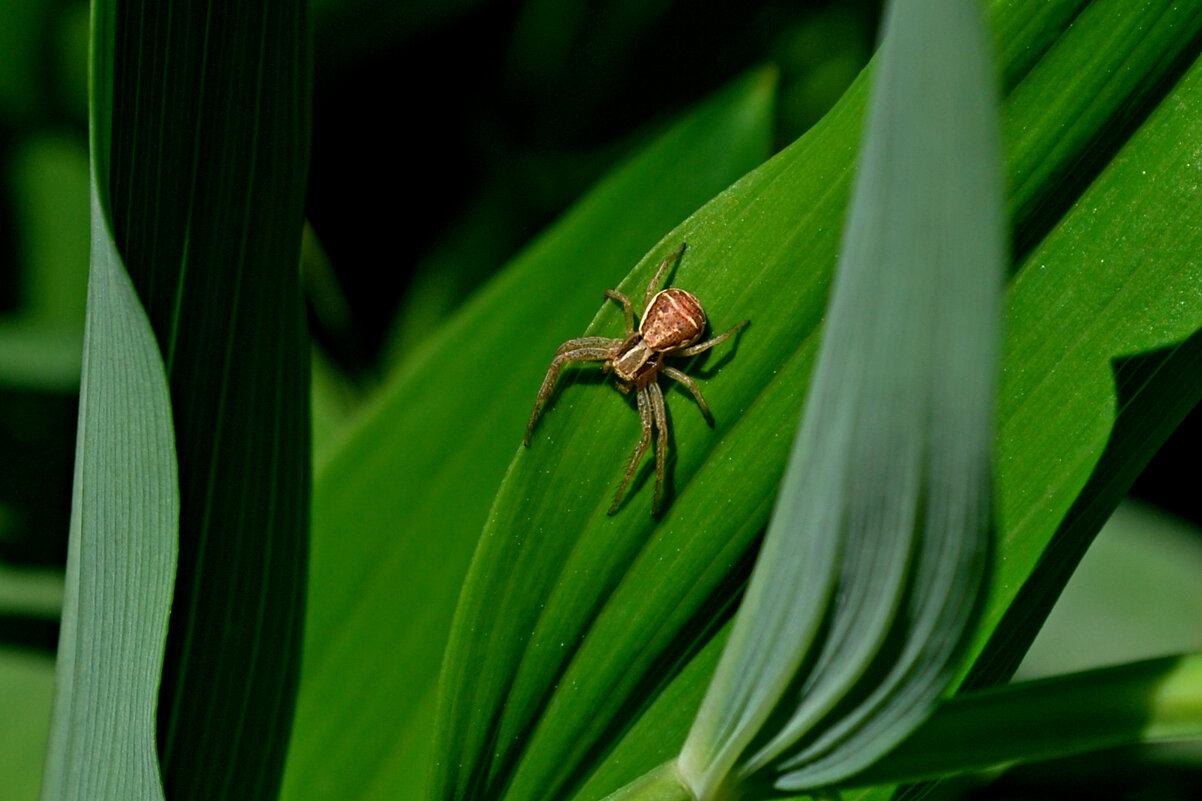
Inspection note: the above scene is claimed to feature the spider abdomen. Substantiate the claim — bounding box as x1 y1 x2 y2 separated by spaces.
641 289 706 351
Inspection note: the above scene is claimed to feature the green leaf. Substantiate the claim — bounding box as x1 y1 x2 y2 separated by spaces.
965 0 1202 690
431 87 850 801
677 0 1004 796
432 0 1202 799
94 0 312 797
40 188 178 801
280 69 777 801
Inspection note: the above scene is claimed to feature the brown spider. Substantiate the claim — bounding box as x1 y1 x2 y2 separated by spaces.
523 242 748 514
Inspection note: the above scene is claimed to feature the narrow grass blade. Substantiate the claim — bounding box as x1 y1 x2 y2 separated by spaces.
40 192 178 801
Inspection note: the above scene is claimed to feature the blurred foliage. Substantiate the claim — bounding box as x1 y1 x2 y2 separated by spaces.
0 0 89 571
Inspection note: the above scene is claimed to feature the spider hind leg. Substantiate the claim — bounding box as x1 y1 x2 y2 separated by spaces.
662 365 713 425
647 381 668 514
608 386 655 515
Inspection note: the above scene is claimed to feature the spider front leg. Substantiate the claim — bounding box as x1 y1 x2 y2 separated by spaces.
608 386 654 515
644 242 687 311
603 290 636 335
524 337 621 446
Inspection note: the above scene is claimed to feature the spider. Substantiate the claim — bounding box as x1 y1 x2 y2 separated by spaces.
523 242 748 515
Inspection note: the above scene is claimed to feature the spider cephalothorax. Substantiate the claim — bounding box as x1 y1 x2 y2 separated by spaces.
523 242 748 514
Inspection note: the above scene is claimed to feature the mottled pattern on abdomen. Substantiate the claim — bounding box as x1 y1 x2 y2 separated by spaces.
641 288 706 350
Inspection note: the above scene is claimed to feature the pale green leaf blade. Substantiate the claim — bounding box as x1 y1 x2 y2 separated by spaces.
40 184 178 798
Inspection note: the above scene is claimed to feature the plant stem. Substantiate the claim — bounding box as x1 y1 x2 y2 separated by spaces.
600 761 695 801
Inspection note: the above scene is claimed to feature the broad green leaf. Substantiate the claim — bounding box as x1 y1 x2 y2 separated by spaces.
678 0 1003 796
280 69 777 801
433 1 1202 800
964 0 1202 690
95 0 312 797
431 96 847 801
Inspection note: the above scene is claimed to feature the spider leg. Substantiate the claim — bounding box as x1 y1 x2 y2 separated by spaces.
662 365 713 425
675 319 749 357
554 336 617 356
608 386 654 515
647 381 669 514
525 339 621 446
644 242 687 311
604 290 636 334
